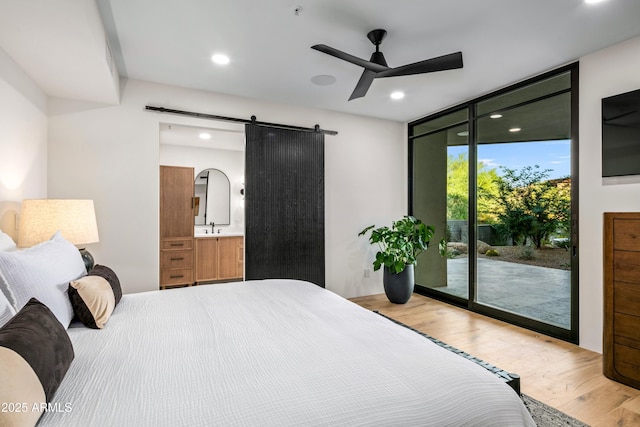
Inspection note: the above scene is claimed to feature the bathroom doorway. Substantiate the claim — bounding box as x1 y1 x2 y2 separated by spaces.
159 122 246 285
159 122 246 235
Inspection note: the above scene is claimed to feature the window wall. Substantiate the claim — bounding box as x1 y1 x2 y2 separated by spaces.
409 64 578 342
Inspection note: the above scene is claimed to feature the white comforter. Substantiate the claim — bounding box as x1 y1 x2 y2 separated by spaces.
40 280 535 426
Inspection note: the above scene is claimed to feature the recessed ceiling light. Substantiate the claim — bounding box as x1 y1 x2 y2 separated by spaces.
310 75 336 86
199 133 211 140
585 0 606 4
211 54 230 65
390 91 405 100
490 114 503 119
509 128 522 133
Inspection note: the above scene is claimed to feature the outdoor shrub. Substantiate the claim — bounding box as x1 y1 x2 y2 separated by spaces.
445 247 461 258
493 165 571 249
519 246 535 260
485 249 500 257
552 237 571 250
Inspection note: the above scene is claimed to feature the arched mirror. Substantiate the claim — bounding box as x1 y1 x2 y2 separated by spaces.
194 168 230 225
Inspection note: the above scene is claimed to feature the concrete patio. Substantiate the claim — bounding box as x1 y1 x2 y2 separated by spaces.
433 257 571 329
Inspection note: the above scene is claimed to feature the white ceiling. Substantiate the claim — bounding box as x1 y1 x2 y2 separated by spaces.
2 0 640 122
0 1 119 104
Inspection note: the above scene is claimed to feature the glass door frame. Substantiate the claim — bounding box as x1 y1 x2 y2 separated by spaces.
408 63 579 344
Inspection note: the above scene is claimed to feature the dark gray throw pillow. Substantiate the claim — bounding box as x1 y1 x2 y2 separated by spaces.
0 298 74 401
89 264 122 306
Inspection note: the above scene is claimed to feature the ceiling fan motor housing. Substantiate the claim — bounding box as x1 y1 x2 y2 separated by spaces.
369 51 388 67
367 29 387 46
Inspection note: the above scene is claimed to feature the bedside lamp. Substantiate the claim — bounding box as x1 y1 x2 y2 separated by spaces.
18 199 100 272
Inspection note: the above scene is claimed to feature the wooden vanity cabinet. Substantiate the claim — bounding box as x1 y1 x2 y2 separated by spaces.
604 212 640 389
160 238 193 288
196 236 244 283
217 236 241 280
160 166 195 289
195 237 218 282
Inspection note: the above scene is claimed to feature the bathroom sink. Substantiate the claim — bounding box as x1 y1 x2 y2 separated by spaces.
194 229 243 237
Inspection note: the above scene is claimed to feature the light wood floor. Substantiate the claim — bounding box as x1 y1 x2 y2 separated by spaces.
349 293 640 427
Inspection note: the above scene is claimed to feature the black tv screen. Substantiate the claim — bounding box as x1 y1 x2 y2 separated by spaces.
602 88 640 178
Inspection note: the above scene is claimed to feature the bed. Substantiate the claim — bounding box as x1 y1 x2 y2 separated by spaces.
0 232 535 426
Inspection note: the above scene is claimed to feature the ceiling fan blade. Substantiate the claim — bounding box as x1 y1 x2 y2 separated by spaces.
377 52 463 78
349 70 376 101
312 44 389 73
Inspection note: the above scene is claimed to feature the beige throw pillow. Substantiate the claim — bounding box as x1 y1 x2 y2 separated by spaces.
69 276 115 329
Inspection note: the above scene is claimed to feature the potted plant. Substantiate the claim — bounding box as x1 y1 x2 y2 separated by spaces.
359 215 443 304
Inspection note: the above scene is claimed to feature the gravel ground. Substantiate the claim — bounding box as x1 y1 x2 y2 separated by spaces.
449 243 572 271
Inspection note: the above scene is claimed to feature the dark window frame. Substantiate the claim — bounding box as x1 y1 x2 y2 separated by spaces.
408 63 579 344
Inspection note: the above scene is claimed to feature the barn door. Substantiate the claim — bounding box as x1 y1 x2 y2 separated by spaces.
244 124 325 287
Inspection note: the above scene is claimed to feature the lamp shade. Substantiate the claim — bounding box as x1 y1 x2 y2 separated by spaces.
18 199 99 248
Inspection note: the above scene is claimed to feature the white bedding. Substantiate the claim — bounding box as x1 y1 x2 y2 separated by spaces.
40 280 535 426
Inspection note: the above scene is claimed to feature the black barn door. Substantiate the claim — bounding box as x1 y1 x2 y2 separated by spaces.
244 124 325 287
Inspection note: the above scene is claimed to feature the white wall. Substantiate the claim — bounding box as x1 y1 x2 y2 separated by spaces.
0 47 47 241
48 79 406 296
159 144 245 231
579 35 640 352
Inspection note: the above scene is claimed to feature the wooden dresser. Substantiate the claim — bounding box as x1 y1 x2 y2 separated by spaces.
160 165 195 289
604 212 640 389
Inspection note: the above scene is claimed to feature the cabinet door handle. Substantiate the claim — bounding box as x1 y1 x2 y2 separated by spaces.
170 243 184 247
170 274 184 279
170 257 184 261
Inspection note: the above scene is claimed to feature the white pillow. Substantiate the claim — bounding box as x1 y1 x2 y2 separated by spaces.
0 281 16 328
0 231 86 328
0 231 17 317
0 230 16 252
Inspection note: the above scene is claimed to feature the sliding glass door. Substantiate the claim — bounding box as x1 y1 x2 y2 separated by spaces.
411 110 469 302
475 73 573 330
409 65 578 343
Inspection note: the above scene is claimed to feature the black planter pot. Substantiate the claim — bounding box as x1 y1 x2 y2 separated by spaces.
383 264 415 304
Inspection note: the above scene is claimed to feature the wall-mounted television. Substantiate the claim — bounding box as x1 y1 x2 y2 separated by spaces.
602 88 640 178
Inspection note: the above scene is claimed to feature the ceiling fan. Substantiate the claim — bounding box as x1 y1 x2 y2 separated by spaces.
311 29 463 101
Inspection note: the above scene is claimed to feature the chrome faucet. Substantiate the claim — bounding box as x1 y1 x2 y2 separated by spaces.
210 222 215 234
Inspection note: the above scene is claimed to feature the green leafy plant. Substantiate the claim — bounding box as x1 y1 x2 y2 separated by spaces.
358 216 443 274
